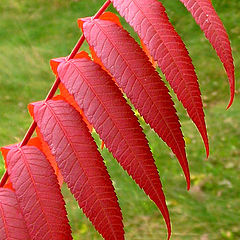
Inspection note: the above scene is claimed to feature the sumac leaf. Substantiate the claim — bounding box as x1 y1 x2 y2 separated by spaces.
111 0 209 157
36 127 64 186
56 57 171 238
31 99 124 240
6 145 72 240
0 188 30 240
179 0 235 108
81 18 190 189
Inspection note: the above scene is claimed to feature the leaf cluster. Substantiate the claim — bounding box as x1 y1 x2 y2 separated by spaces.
0 0 235 239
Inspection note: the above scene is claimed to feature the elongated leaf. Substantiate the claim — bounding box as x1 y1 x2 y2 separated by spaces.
140 39 157 68
81 18 190 189
56 57 171 238
111 0 209 157
31 99 124 240
6 145 72 240
0 138 43 191
58 83 93 132
179 0 235 108
36 127 64 186
0 188 30 240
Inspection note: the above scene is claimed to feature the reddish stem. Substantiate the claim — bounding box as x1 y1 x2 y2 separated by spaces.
0 172 9 187
0 0 111 187
20 122 38 147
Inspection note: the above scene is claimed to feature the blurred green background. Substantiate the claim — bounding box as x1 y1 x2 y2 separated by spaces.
0 0 239 239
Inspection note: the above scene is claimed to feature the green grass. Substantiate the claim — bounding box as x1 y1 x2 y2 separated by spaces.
0 0 240 239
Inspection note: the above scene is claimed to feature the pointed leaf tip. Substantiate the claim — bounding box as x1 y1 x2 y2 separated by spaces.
201 128 209 158
227 84 235 109
57 57 171 236
179 0 235 108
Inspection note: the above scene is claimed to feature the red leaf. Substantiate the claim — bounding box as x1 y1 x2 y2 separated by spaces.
78 12 122 29
0 188 30 239
6 145 72 240
179 0 235 108
2 179 13 191
82 18 190 189
50 52 91 76
58 83 93 132
27 136 43 149
78 14 122 77
111 0 209 157
31 99 124 240
1 146 12 169
36 127 64 186
141 39 157 68
57 58 171 238
50 57 66 76
1 147 16 190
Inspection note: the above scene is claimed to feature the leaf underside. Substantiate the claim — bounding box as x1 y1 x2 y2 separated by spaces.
32 99 124 240
179 0 235 108
6 146 72 240
82 17 190 189
56 57 171 238
111 0 209 157
0 188 30 240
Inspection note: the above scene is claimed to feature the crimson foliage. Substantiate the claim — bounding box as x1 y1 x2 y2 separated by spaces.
0 0 235 239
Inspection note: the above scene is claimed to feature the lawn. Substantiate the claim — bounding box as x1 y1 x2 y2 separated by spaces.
0 0 240 239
